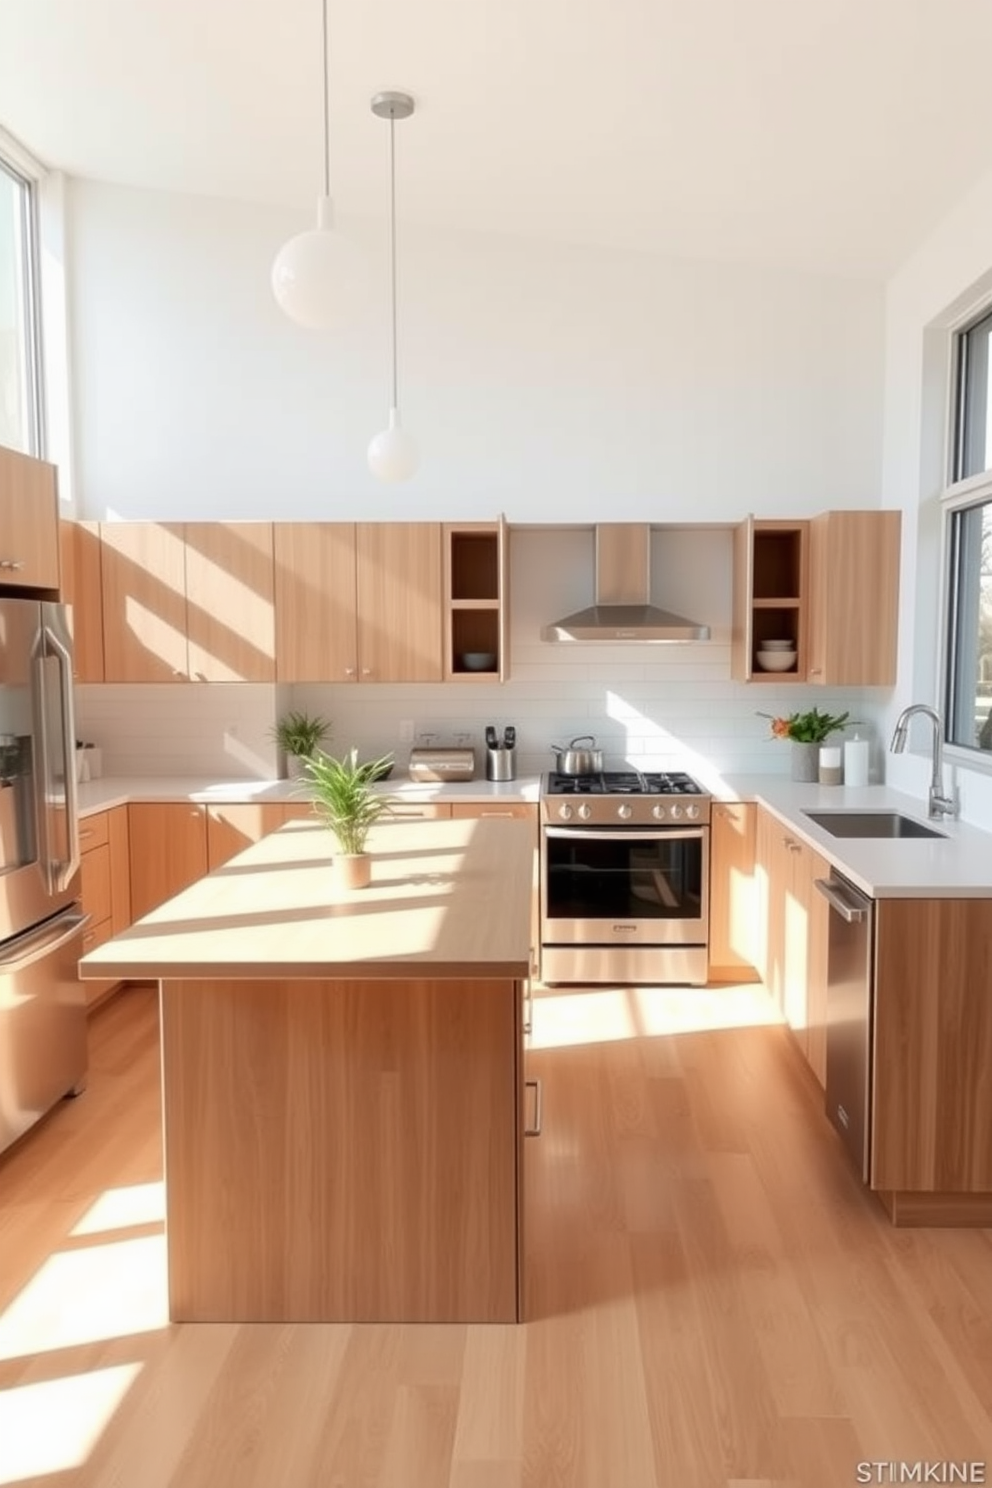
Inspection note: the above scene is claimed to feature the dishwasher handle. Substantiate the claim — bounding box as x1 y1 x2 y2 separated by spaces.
814 876 870 923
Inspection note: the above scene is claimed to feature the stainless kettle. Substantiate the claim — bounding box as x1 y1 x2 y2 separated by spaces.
550 735 604 775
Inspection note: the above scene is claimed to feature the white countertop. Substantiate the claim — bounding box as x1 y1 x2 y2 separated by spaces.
721 776 992 898
76 773 543 815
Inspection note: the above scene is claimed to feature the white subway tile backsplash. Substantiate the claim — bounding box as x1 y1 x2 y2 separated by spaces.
75 684 279 779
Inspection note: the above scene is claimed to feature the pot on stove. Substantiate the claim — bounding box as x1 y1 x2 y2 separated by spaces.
550 735 604 776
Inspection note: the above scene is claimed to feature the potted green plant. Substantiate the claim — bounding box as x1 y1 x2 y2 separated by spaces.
273 710 332 778
759 708 859 782
303 747 395 889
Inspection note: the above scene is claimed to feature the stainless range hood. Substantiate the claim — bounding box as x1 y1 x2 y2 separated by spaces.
543 524 710 642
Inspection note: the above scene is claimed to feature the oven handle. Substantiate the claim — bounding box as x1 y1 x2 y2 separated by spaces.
543 826 707 843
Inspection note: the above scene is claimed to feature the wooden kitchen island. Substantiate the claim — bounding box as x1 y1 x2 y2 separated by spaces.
80 816 534 1324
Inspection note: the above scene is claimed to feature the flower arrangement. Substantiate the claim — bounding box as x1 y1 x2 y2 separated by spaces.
759 708 858 743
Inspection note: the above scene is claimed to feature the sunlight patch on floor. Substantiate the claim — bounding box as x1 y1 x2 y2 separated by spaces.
0 1363 142 1485
70 1180 166 1237
0 1234 168 1362
529 981 780 1049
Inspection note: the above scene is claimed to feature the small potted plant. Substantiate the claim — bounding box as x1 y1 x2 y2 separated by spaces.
273 710 332 778
759 708 859 782
303 747 395 889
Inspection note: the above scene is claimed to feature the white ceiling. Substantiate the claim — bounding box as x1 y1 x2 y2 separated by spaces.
3 0 992 278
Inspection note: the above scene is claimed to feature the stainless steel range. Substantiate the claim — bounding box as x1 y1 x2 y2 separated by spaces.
540 770 711 986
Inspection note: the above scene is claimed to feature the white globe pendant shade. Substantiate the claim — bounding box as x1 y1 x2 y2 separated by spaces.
271 196 358 331
368 407 419 483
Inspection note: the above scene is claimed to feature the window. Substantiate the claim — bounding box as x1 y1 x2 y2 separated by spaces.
945 487 992 753
0 153 41 454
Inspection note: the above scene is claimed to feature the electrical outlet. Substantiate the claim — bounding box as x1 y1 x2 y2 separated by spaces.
398 719 415 744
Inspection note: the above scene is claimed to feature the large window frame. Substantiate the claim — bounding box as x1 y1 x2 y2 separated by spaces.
0 145 43 456
942 303 992 766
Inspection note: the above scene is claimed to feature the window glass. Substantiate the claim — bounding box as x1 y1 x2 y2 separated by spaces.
946 492 992 753
0 157 38 453
955 308 992 481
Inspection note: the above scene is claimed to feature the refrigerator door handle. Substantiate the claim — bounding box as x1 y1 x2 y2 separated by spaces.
31 643 56 897
43 623 81 893
0 910 89 973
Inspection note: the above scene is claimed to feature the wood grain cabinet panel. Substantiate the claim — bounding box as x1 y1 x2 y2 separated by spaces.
79 805 130 1012
60 520 105 680
206 803 287 869
355 523 443 682
185 522 275 682
807 510 901 686
708 802 758 978
100 522 188 681
274 522 358 682
0 444 60 590
128 802 208 921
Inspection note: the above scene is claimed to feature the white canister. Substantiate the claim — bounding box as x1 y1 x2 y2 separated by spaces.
843 735 870 788
818 745 842 786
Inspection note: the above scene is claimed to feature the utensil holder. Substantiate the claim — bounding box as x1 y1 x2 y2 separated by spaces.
486 747 516 782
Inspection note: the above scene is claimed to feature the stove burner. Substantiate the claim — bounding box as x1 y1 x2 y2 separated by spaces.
546 770 704 797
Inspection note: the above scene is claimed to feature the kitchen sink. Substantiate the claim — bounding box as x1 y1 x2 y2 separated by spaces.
803 810 947 840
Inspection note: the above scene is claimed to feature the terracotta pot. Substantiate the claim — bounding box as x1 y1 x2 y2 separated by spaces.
332 853 371 890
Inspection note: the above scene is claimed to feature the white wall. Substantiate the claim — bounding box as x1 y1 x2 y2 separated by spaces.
881 166 992 827
65 179 884 524
65 176 892 786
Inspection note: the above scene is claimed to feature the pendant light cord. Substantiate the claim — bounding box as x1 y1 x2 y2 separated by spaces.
388 111 399 410
321 0 330 197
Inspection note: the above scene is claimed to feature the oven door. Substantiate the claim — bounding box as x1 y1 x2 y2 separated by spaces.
542 825 709 947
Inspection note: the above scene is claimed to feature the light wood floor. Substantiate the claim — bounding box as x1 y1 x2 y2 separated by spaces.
3 983 992 1487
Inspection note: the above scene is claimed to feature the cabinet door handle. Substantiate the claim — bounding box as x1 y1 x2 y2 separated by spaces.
79 829 95 840
524 1077 542 1137
0 558 25 570
344 666 356 677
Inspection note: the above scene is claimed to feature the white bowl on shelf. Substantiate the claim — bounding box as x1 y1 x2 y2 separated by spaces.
761 638 795 650
756 649 798 671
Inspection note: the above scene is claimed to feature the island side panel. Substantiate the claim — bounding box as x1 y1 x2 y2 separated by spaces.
160 975 522 1323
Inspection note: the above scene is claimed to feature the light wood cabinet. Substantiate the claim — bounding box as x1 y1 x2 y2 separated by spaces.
732 518 808 683
733 509 901 687
274 521 443 683
442 517 509 681
128 802 208 921
0 443 61 590
206 802 287 869
708 802 758 979
79 805 131 1011
101 522 188 681
60 520 105 681
355 523 442 682
185 523 275 682
274 522 359 682
807 510 900 686
754 805 829 1086
101 522 275 683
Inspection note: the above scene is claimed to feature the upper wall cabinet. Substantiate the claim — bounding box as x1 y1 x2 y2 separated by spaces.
274 522 443 684
442 517 509 682
60 520 105 682
807 510 900 687
0 444 60 591
101 522 275 683
732 510 901 687
732 518 809 683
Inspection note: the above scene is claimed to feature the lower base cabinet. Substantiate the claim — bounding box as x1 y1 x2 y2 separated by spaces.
708 802 758 978
755 805 829 1087
79 806 131 1011
128 803 208 921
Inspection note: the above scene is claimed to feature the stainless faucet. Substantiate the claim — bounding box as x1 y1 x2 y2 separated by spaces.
889 704 956 819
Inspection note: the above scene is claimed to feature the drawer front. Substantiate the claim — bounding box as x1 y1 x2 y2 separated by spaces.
78 811 110 851
384 803 452 821
81 842 113 925
80 916 119 1008
450 803 536 821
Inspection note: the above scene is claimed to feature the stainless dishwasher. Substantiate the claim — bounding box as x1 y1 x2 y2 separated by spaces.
813 870 875 1181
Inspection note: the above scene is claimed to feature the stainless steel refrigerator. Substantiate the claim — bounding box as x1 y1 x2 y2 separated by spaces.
0 598 86 1156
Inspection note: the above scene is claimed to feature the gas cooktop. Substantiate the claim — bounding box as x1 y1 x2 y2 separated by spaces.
542 770 711 825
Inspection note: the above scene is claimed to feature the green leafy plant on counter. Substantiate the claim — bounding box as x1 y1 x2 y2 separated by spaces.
303 748 396 856
272 710 332 759
758 708 860 743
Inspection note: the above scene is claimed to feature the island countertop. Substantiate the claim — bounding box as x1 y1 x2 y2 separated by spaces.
78 815 534 981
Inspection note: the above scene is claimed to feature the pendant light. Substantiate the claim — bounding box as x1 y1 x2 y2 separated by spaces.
271 0 357 329
367 91 418 483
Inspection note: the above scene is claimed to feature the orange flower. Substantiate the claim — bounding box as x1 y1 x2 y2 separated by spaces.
769 716 791 739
